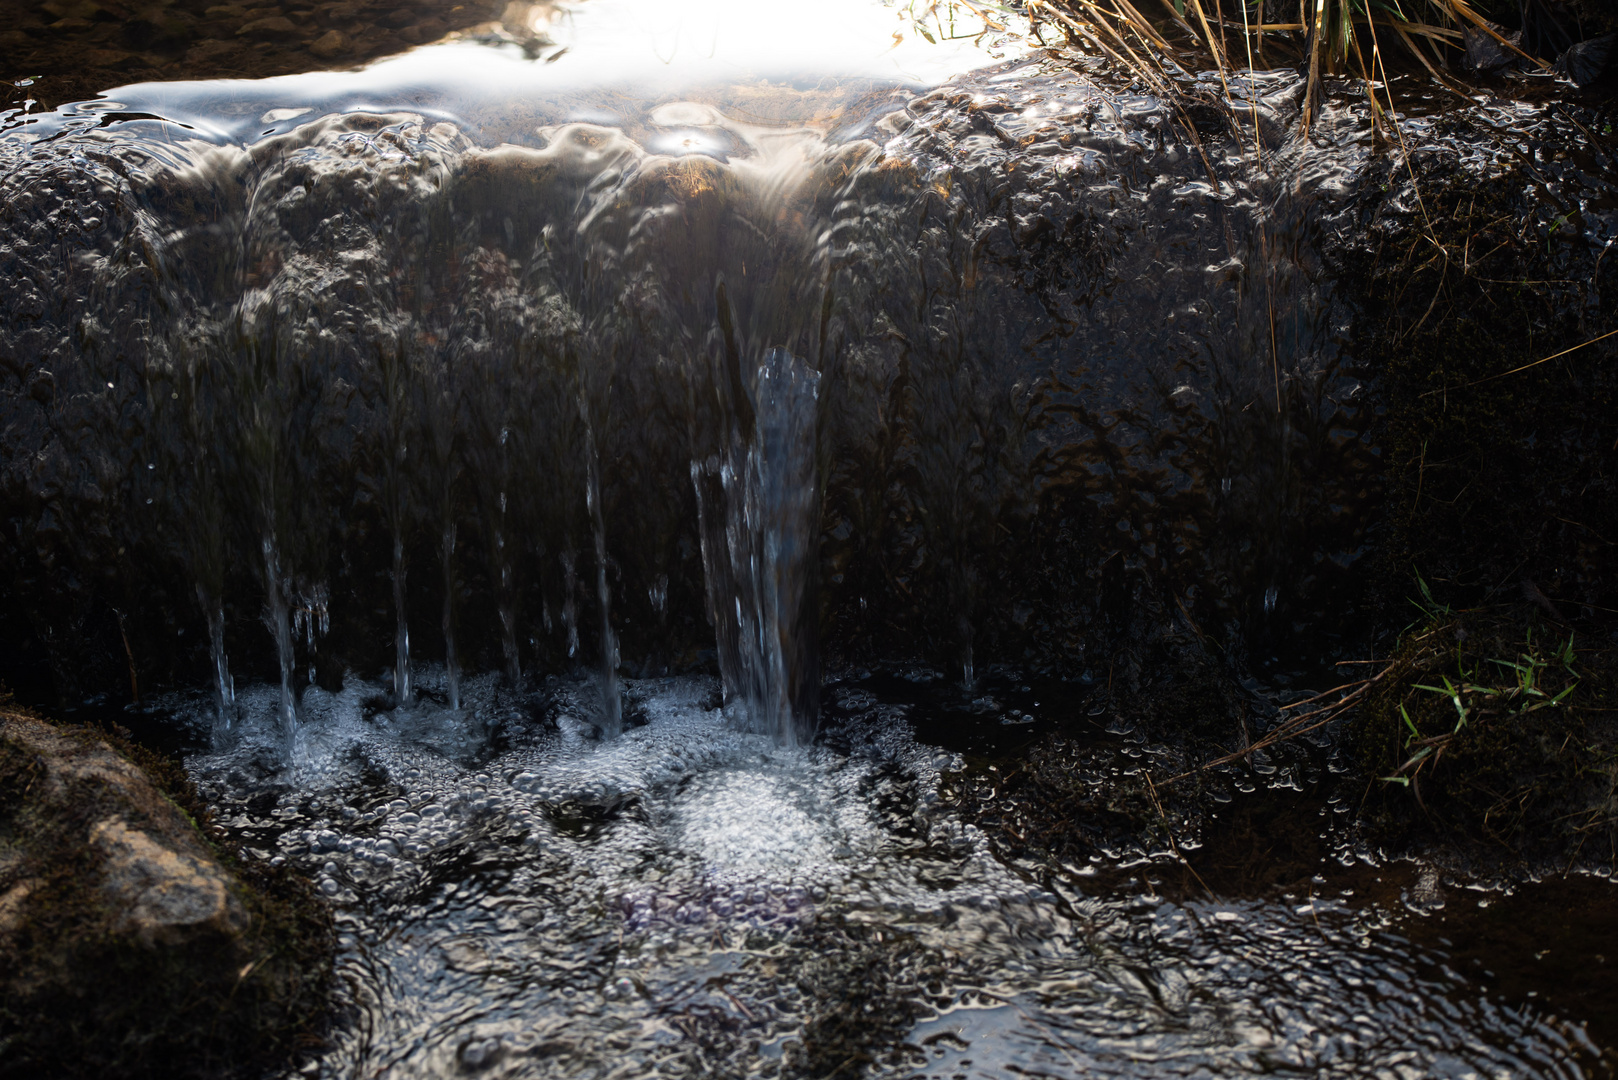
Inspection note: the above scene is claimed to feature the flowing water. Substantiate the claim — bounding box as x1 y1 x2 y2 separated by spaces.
4 0 1617 1074
148 669 1608 1079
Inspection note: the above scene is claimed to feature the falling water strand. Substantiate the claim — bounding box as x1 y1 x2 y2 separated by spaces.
442 522 461 711
260 533 298 750
493 513 521 689
692 457 742 702
561 550 580 660
198 584 235 743
292 583 330 688
958 572 976 690
583 425 622 738
696 348 821 746
392 533 413 707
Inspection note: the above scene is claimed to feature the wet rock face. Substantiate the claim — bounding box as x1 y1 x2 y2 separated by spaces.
0 68 1377 702
0 708 329 1079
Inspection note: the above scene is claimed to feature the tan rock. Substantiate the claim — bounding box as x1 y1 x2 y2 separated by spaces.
0 878 35 937
0 709 331 1074
90 818 248 948
308 28 350 59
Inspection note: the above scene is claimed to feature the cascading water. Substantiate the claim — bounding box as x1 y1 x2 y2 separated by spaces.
3 0 1616 1074
0 9 1388 716
693 347 822 746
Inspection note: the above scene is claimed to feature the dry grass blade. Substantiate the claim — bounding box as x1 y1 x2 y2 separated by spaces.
1160 660 1397 784
1419 327 1618 397
1048 0 1575 137
1440 0 1550 69
1030 0 1226 188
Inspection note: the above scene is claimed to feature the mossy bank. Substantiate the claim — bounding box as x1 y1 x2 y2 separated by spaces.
0 706 332 1079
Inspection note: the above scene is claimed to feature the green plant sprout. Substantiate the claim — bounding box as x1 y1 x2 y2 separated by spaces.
1381 626 1579 797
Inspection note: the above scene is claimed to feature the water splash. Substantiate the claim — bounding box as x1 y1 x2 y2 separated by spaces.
172 672 1607 1080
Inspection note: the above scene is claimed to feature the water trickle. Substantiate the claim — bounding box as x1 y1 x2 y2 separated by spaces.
292 583 331 657
694 348 821 746
441 522 461 712
392 534 413 708
560 550 580 661
583 423 622 738
492 521 522 689
260 533 298 750
197 584 235 743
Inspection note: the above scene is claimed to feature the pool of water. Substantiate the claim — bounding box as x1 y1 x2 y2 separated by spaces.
148 673 1615 1078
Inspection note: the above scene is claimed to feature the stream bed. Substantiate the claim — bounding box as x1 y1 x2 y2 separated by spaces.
113 670 1610 1078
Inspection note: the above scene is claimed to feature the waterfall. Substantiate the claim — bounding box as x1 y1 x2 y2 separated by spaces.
0 3 1404 723
693 348 821 746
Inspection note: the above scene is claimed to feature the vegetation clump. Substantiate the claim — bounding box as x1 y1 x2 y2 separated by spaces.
1031 0 1616 132
1352 598 1618 866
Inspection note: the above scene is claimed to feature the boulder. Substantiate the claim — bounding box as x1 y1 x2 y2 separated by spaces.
0 708 330 1079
